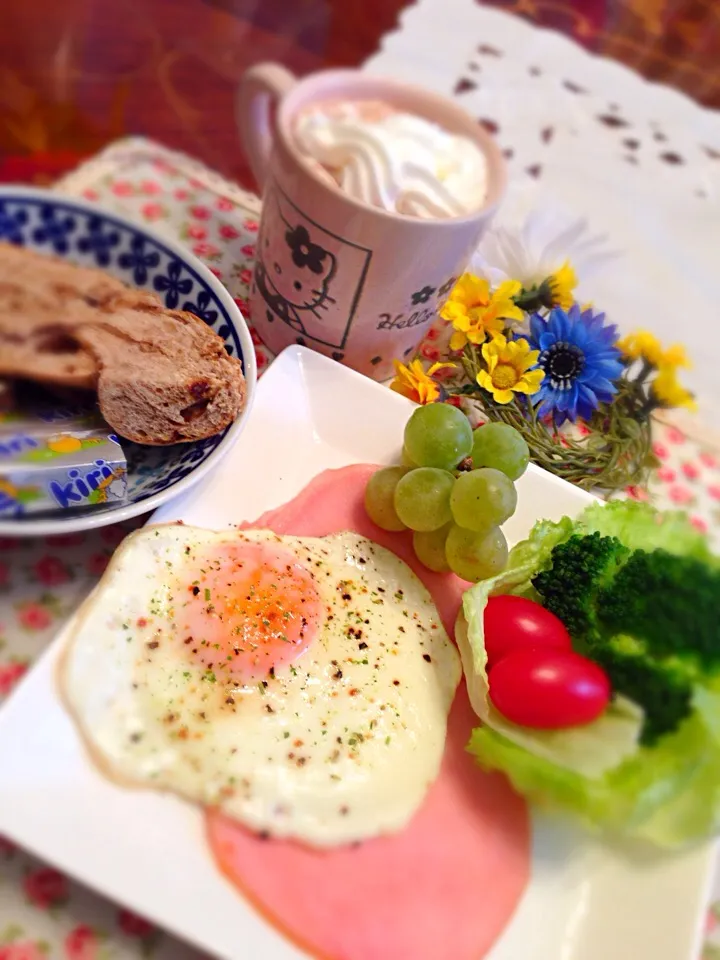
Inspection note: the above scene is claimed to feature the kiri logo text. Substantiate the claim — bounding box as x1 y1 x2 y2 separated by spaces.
49 459 116 509
0 434 39 459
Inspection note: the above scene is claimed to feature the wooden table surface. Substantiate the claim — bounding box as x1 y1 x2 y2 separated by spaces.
0 0 717 190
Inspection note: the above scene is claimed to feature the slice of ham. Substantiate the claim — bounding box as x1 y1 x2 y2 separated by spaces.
206 464 529 960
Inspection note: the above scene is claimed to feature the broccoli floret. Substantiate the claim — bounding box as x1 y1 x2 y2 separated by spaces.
532 534 720 745
597 550 718 671
588 645 693 745
532 533 629 643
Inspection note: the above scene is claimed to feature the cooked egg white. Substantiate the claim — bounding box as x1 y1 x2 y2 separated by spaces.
61 525 461 847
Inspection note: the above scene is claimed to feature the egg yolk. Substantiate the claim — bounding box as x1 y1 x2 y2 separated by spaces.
179 540 322 683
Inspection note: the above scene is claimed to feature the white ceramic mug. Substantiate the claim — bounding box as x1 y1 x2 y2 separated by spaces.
237 63 506 379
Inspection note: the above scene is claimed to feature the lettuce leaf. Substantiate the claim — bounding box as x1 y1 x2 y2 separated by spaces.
578 499 716 561
460 499 720 846
468 713 720 846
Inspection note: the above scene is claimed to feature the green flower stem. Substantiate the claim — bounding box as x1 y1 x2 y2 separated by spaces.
461 344 482 383
634 358 655 384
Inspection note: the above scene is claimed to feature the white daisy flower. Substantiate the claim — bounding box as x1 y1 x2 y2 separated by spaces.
470 208 619 294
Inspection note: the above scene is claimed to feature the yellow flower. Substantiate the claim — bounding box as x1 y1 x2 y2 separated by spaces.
477 335 545 404
441 275 523 351
653 368 697 412
617 330 664 366
618 330 695 411
661 343 691 370
548 261 577 309
618 330 692 373
390 359 455 405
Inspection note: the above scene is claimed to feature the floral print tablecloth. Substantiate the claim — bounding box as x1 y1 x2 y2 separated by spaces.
1 137 720 960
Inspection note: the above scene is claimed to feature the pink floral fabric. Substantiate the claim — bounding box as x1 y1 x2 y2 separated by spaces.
0 138 716 958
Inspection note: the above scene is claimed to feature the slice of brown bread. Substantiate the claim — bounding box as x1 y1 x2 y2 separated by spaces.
0 308 99 388
0 255 102 388
0 242 246 444
0 241 129 306
0 242 128 389
75 297 246 445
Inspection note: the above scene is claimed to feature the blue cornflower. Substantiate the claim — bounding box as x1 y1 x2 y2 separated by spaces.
528 305 624 424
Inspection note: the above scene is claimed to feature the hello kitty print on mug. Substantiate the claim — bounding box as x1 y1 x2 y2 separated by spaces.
253 188 371 351
238 63 506 379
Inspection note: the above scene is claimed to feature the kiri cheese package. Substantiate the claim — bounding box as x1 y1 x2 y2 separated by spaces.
0 402 128 518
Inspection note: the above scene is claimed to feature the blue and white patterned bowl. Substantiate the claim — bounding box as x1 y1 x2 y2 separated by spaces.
0 187 257 537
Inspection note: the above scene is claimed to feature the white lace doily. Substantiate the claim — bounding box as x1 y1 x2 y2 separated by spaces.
365 1 720 423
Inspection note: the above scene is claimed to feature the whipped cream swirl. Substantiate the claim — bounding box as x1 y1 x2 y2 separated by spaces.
294 101 488 219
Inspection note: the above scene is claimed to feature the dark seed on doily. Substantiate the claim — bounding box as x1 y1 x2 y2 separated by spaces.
454 78 478 95
598 114 629 128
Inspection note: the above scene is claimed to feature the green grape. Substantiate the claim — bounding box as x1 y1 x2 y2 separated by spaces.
394 467 455 532
445 524 508 582
364 466 410 531
403 403 472 470
401 445 419 468
449 468 517 531
471 422 530 481
413 524 452 573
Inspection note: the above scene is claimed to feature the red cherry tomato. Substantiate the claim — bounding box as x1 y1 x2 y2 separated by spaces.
488 648 611 729
484 595 572 669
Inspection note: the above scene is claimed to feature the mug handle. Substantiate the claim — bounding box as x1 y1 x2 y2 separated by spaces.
237 63 296 192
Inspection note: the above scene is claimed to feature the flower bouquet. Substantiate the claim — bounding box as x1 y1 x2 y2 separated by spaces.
391 214 696 496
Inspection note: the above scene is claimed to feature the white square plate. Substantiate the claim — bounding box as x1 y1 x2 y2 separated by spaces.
0 346 714 960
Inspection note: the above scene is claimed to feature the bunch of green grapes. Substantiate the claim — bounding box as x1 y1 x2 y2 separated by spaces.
364 406 530 582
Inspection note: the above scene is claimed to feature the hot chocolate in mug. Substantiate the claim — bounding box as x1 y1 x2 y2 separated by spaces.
237 63 506 380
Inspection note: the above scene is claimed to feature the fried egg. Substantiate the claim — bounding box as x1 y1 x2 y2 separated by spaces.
61 525 461 846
